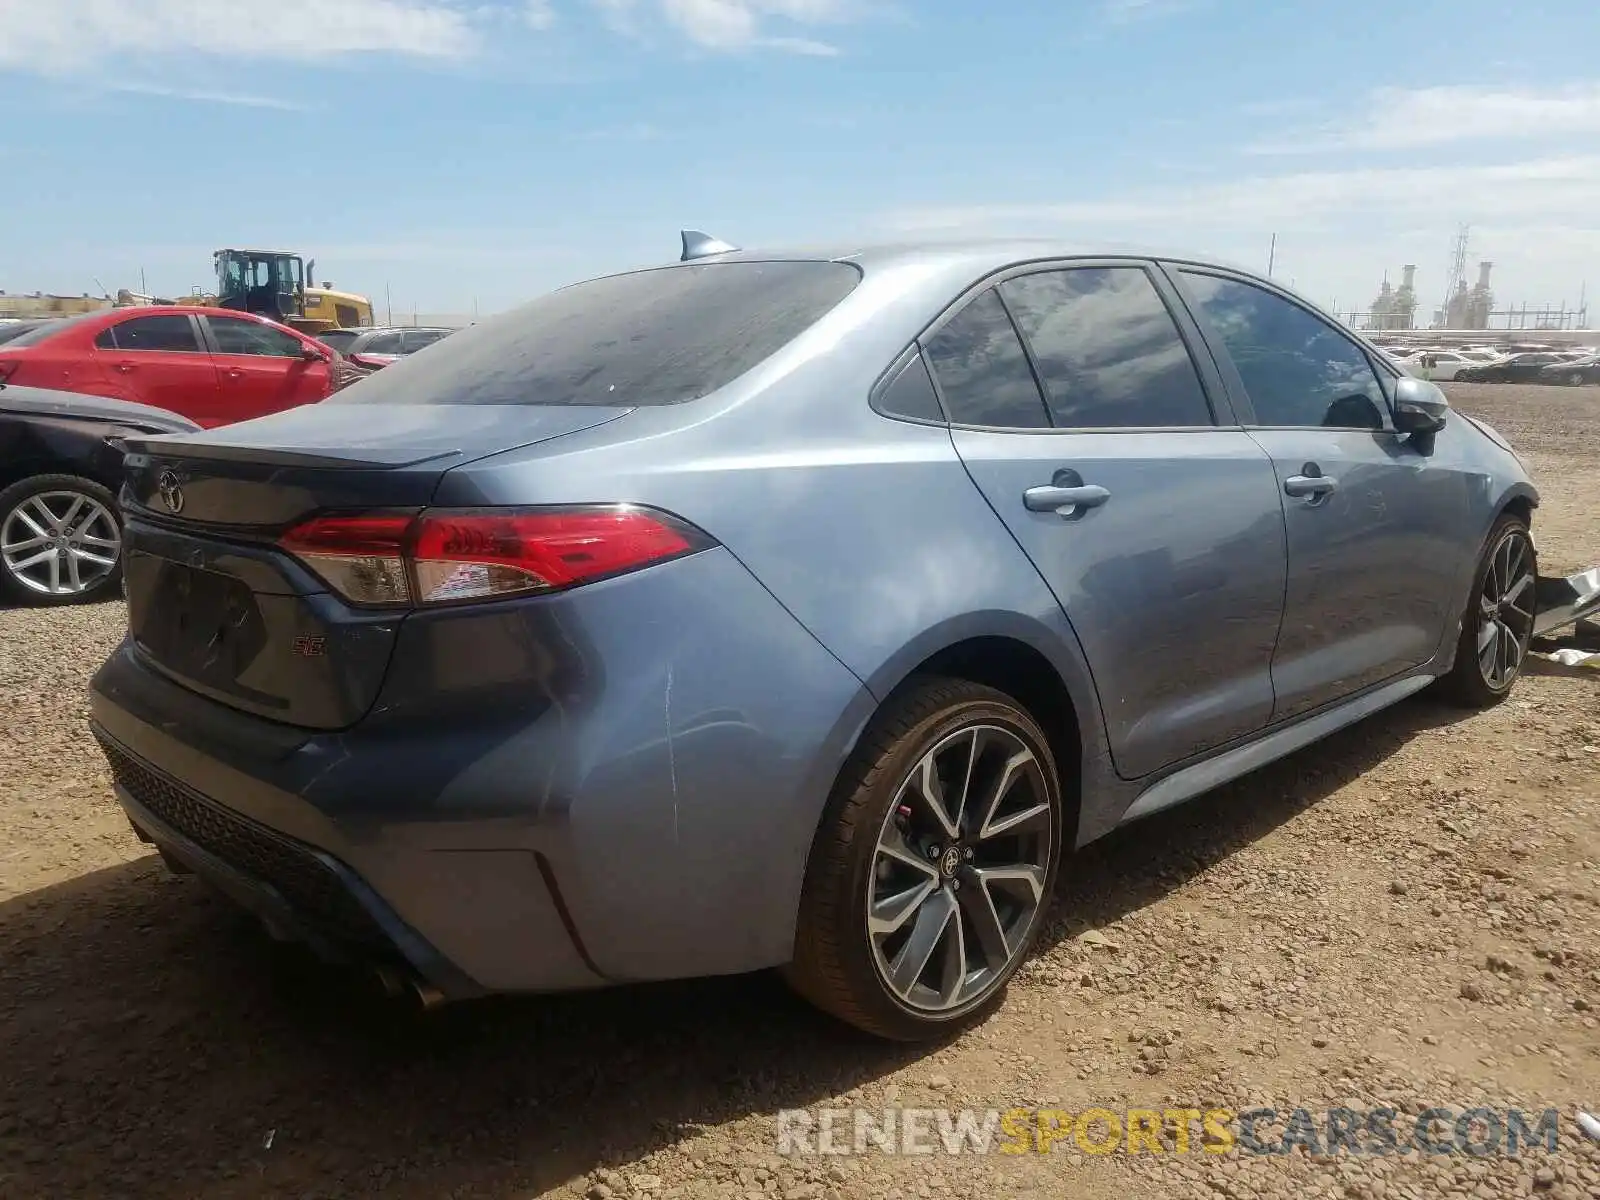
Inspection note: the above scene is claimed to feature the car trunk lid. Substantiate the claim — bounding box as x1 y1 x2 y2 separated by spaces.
116 403 631 729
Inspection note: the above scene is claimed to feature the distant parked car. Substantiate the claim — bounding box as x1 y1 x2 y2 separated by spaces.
333 326 456 387
1537 355 1600 387
0 384 198 604
1456 352 1581 384
1405 350 1506 382
0 306 336 428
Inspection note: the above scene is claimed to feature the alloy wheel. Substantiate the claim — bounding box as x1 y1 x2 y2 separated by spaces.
867 723 1053 1014
1476 526 1535 690
0 490 122 597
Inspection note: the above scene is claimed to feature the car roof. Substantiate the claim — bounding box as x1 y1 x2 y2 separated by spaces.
599 237 1331 319
0 383 202 431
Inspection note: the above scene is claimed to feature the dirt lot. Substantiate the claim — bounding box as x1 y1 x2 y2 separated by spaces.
2 383 1598 1200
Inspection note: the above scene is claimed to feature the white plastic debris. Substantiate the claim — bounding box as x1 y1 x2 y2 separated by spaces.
1543 648 1600 667
1578 1111 1600 1142
263 1128 275 1150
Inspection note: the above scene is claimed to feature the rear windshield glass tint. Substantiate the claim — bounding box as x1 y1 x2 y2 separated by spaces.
0 313 100 348
329 261 861 407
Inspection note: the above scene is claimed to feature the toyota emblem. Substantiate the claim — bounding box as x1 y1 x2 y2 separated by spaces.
157 469 184 514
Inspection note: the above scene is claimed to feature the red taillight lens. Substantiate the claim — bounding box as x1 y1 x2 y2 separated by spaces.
348 353 397 370
277 506 711 607
0 360 18 385
278 512 415 605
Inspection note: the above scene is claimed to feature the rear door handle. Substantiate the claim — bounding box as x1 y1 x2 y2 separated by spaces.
1284 474 1337 498
1023 483 1112 515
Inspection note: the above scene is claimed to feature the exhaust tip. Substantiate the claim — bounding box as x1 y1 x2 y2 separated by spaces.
410 978 446 1011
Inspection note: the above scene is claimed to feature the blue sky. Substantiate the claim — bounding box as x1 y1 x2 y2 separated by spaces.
3 0 1600 322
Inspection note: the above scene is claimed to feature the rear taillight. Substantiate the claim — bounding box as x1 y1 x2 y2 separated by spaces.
348 353 397 370
278 506 713 607
0 360 18 385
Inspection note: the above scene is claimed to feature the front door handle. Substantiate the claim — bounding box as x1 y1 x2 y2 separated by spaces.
1023 483 1112 515
1284 474 1337 498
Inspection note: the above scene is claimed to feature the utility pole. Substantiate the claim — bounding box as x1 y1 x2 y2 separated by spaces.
385 283 392 326
1267 233 1276 277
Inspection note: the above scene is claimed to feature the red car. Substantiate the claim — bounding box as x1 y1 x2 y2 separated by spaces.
0 306 336 428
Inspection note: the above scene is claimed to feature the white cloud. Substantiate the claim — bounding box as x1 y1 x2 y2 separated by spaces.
880 155 1600 315
1250 82 1600 154
107 82 312 111
597 0 853 53
524 0 558 27
884 157 1600 234
1101 0 1200 23
0 0 482 71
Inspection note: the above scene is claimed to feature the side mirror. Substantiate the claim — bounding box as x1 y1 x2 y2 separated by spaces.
301 345 327 362
1392 377 1449 435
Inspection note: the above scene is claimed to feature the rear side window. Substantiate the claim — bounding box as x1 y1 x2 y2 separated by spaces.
331 261 861 406
921 290 1049 428
96 315 202 353
875 352 945 423
360 332 405 354
404 329 448 352
999 268 1213 428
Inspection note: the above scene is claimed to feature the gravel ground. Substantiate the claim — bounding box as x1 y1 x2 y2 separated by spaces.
2 382 1598 1200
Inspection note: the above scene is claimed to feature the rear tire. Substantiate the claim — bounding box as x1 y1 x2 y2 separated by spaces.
0 474 124 606
1568 372 1586 387
1438 514 1536 708
784 677 1062 1041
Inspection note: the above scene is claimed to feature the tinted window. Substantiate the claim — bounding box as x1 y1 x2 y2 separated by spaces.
4 313 100 348
331 261 860 407
99 315 201 353
999 268 1212 428
209 317 304 357
1181 273 1386 430
360 332 405 354
404 329 448 352
921 290 1049 428
875 352 944 422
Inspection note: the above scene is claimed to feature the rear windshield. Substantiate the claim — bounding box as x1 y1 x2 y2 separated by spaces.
329 260 861 407
0 312 100 348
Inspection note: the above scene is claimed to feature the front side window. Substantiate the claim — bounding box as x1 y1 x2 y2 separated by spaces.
999 267 1213 428
1180 273 1387 430
97 315 201 353
921 289 1049 429
208 317 304 357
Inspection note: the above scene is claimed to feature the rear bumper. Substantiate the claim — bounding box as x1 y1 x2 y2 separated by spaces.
99 730 487 998
88 546 874 994
1533 565 1600 638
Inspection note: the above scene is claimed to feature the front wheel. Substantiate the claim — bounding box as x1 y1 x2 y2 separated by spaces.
785 677 1062 1040
0 474 124 605
1567 372 1587 387
1438 514 1536 707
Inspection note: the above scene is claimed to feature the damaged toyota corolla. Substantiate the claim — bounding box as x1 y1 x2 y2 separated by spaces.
87 235 1600 1041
